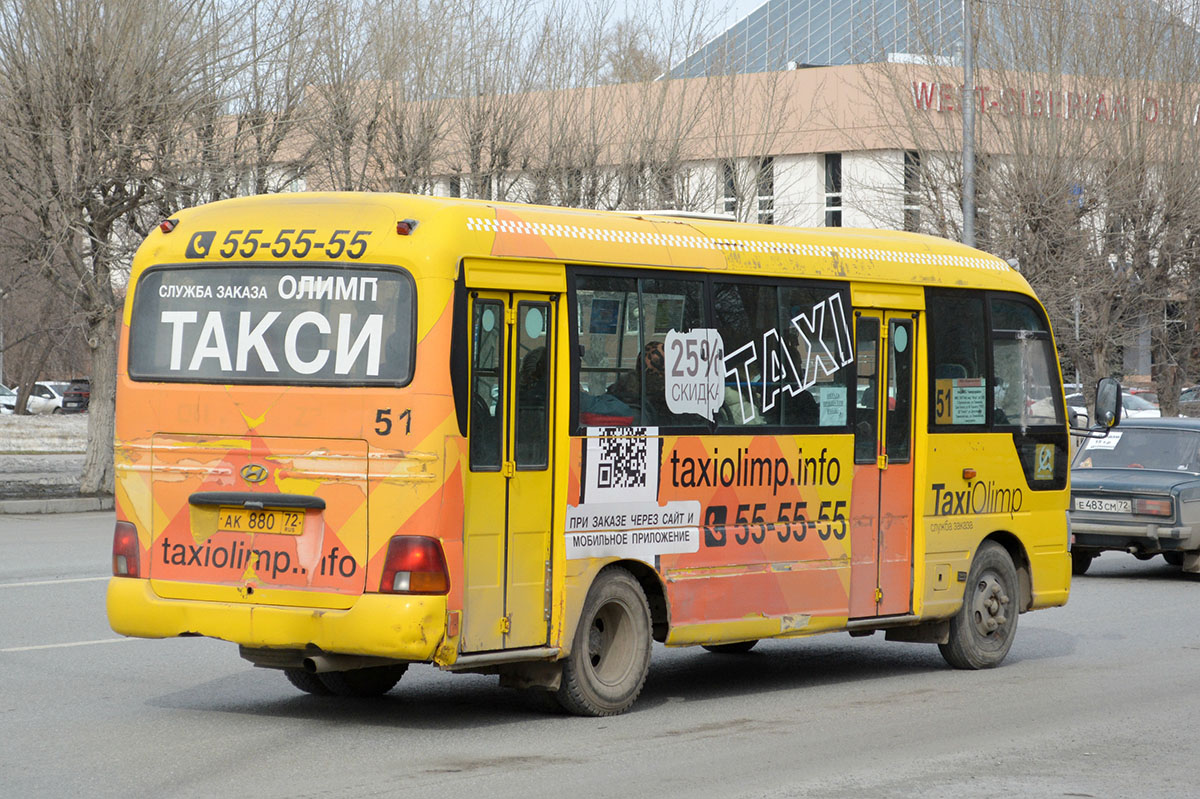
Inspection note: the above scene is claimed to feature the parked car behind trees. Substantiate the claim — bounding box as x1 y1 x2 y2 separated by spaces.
62 378 90 413
25 381 68 414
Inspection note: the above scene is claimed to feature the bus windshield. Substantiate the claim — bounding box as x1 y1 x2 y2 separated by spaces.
128 264 415 385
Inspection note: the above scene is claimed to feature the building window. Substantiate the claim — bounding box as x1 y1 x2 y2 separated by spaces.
824 153 842 227
903 151 920 232
722 160 738 217
756 157 774 224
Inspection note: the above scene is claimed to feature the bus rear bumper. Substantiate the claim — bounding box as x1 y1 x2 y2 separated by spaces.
106 577 447 662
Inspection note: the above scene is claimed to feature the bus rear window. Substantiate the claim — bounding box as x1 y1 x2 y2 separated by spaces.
128 265 415 385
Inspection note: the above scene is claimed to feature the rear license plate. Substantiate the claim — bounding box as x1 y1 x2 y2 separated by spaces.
1074 497 1131 513
218 507 304 535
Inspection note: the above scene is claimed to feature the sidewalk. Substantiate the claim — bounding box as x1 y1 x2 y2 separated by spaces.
0 495 114 514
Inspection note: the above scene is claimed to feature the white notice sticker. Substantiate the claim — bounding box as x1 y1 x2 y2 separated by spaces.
664 329 726 420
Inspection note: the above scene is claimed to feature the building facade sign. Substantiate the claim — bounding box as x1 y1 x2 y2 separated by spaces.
912 81 1200 126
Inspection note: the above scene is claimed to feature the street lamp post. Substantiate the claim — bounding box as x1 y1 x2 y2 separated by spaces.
962 0 976 248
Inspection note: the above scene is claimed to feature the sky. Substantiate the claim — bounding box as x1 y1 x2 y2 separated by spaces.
721 0 766 28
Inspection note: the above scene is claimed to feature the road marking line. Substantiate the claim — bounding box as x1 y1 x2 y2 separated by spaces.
2 637 138 653
0 576 109 588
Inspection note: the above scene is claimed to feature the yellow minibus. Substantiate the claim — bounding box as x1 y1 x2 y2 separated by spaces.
108 193 1073 715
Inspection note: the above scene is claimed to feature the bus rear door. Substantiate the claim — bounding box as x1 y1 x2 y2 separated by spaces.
462 292 556 651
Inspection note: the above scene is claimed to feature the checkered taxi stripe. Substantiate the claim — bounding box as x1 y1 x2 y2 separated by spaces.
466 216 1008 272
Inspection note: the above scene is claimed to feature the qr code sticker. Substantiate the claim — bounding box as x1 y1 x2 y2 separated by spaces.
585 427 658 503
597 432 647 489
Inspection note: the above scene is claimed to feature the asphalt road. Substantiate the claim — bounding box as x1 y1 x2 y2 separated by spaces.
2 511 1198 798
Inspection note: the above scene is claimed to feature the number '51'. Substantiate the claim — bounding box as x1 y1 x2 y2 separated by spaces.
374 408 412 436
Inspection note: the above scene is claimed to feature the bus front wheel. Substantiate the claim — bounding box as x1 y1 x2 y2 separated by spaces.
556 567 652 717
939 541 1018 670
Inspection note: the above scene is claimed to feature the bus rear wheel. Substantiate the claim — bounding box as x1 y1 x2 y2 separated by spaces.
283 667 333 695
939 541 1018 670
318 664 408 697
556 567 652 717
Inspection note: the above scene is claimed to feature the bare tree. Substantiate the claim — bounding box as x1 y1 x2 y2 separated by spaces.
0 0 232 493
303 0 390 191
865 0 1200 409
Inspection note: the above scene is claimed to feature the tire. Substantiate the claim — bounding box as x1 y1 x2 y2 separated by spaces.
556 567 652 717
1163 551 1185 567
939 541 1019 670
1071 550 1094 576
702 640 758 654
283 667 333 696
317 664 407 697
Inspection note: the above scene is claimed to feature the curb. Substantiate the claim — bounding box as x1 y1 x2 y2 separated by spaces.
0 496 114 515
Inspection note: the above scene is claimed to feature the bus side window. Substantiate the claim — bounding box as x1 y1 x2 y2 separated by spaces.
927 291 988 427
713 281 776 427
886 318 913 462
470 300 504 470
855 317 879 463
639 277 708 428
989 297 1063 428
576 277 640 428
515 303 550 469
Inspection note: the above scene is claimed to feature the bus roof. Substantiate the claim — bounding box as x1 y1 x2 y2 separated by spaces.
146 192 1032 295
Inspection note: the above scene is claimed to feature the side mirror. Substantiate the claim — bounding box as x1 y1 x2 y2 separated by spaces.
1094 377 1122 428
1069 409 1089 429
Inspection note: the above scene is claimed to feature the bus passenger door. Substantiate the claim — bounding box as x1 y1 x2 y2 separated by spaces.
849 310 916 618
463 291 556 652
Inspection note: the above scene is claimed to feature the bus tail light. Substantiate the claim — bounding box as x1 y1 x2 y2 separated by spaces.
113 521 140 577
380 536 449 594
1133 497 1173 517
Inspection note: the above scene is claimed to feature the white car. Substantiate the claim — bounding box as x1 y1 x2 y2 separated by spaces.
0 384 15 413
25 381 69 414
1066 391 1161 423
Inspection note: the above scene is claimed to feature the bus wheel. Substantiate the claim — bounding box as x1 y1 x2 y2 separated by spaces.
702 640 758 654
1071 550 1094 575
939 541 1018 670
318 664 408 697
556 567 652 717
283 667 333 695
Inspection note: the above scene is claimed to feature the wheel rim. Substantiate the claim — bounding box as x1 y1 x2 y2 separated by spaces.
585 598 637 689
969 572 1010 638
